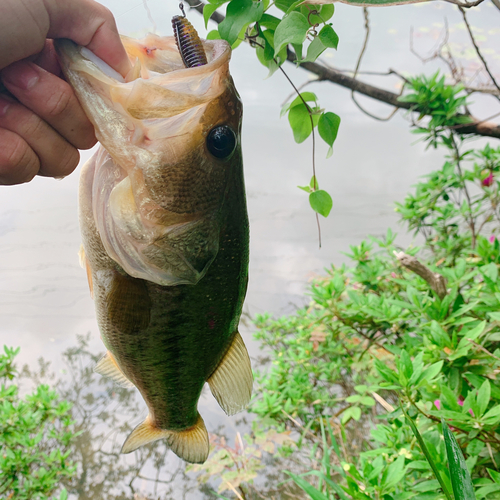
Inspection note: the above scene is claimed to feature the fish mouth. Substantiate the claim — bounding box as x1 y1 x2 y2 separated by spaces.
55 35 238 287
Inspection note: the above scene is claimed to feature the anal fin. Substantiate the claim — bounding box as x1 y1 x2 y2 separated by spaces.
121 414 209 464
207 331 253 416
94 351 135 389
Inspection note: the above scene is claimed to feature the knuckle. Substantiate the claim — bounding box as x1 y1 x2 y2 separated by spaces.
45 88 73 119
0 133 39 184
22 114 45 139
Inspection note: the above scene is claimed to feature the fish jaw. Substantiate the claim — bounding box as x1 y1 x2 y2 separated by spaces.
55 36 243 286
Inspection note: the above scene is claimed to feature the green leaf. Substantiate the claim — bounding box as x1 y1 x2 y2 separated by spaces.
310 190 333 218
402 406 453 500
219 0 264 45
274 12 310 57
319 4 335 21
203 3 222 28
301 36 327 63
384 455 407 490
259 13 281 30
318 24 339 49
318 112 341 151
442 420 476 500
290 92 318 109
207 29 222 40
488 468 500 484
477 379 491 416
288 105 311 143
284 471 329 500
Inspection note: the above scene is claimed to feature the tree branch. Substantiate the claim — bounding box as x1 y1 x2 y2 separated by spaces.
459 6 500 96
185 0 500 140
394 251 448 299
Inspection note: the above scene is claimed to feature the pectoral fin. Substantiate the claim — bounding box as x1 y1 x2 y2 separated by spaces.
94 351 135 389
78 245 94 299
121 414 209 464
207 332 253 416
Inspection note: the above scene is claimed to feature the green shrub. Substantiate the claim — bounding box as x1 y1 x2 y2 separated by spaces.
0 346 77 500
250 140 500 499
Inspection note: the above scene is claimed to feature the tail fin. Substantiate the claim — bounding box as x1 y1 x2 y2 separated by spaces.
121 414 209 464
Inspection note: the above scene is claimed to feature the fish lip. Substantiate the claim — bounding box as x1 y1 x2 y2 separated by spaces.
55 36 231 83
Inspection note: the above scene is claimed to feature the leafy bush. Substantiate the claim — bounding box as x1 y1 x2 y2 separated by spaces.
0 346 76 500
249 131 500 499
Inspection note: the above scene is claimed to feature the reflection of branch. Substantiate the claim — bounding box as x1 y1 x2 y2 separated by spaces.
186 0 500 140
460 7 500 96
351 7 398 121
394 251 448 299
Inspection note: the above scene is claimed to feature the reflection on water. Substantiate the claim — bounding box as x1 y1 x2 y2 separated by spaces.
0 0 498 497
22 335 302 499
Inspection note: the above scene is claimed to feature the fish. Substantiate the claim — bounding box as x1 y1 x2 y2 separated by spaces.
54 21 251 464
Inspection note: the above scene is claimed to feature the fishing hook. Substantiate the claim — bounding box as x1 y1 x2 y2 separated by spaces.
179 1 186 17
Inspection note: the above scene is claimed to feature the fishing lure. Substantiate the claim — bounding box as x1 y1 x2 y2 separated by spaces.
172 15 208 68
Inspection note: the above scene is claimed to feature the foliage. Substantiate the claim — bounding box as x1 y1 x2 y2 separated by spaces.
246 136 500 498
0 346 76 500
187 421 296 498
399 72 473 149
204 0 342 217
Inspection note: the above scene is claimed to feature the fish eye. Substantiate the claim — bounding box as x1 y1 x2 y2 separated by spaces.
206 125 236 159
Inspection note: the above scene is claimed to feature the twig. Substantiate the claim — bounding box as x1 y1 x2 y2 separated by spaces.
276 59 322 248
487 442 499 470
394 251 448 299
184 0 500 140
351 8 398 122
281 78 320 107
460 7 500 96
443 0 484 6
467 339 500 363
371 391 395 412
450 134 476 248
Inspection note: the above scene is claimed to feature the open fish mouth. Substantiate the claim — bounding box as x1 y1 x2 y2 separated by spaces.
55 29 241 286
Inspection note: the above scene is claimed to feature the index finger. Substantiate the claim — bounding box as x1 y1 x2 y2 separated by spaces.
0 0 131 76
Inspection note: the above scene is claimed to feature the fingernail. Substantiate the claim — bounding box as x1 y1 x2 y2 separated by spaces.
2 62 39 90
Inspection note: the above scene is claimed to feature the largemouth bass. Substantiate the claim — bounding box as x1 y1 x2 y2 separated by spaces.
54 24 251 464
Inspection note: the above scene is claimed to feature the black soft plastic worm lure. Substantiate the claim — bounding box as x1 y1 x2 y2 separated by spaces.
172 16 208 68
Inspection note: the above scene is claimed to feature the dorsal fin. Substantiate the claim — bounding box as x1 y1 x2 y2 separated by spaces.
207 331 253 416
121 414 209 464
94 351 135 389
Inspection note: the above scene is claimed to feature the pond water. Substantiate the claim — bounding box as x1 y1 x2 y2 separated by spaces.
0 0 498 497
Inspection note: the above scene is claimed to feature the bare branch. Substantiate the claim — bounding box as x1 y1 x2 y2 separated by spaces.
443 0 484 7
394 251 448 299
351 7 398 121
460 7 500 96
185 0 500 140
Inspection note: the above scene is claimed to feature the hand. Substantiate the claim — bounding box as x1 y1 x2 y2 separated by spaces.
0 0 131 185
